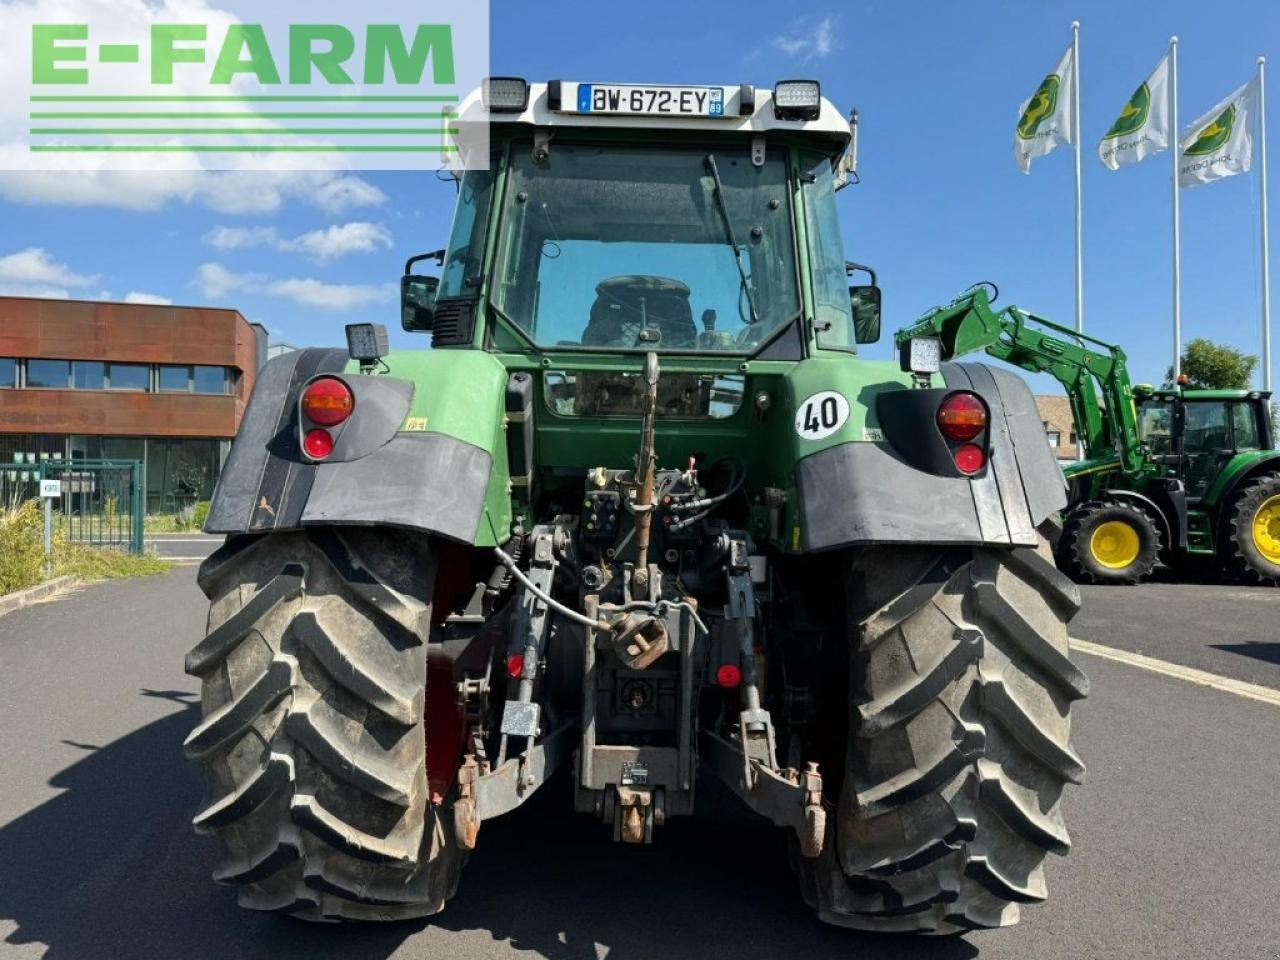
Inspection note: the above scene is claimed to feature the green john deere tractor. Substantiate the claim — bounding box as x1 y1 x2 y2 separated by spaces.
186 79 1086 933
897 286 1280 585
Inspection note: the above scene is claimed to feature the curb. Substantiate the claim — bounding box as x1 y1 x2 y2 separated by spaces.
0 576 79 620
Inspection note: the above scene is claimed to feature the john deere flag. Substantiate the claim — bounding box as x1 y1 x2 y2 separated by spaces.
1179 76 1260 187
1099 56 1170 170
1015 44 1076 173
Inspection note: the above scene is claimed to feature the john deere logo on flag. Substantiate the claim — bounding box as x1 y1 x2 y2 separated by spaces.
1103 82 1150 139
1017 75 1060 140
1185 104 1236 156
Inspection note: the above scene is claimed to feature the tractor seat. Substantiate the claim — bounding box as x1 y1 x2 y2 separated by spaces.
582 275 697 348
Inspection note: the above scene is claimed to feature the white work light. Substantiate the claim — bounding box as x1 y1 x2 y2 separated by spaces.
901 336 942 375
482 77 530 112
773 80 821 121
345 323 389 364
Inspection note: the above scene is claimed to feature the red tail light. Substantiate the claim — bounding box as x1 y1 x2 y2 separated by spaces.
953 443 986 475
716 664 742 689
303 428 334 460
937 392 987 441
302 377 354 427
506 654 525 679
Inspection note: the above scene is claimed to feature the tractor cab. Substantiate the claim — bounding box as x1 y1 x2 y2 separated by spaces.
400 79 872 366
1135 387 1274 500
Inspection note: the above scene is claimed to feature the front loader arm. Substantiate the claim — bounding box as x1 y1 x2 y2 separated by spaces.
894 287 1144 477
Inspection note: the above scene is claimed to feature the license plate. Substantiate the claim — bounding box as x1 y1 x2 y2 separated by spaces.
576 84 725 118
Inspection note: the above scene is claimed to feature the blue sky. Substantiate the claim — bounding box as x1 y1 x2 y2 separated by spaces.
1 0 1278 391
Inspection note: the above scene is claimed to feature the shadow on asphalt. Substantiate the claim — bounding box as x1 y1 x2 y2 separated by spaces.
1211 642 1280 666
0 692 979 960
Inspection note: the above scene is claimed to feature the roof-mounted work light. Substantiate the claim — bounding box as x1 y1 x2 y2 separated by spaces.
773 80 821 121
482 77 530 112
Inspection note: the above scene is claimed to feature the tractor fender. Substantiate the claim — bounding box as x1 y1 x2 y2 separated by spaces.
797 362 1067 551
205 348 498 544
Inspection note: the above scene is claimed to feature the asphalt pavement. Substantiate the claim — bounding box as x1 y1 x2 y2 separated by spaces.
0 568 1277 960
143 533 224 563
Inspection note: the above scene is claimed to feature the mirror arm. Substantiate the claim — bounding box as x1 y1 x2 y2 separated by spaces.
405 250 446 274
845 261 877 286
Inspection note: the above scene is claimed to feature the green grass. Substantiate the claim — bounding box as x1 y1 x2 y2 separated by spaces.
1 500 172 596
144 500 210 533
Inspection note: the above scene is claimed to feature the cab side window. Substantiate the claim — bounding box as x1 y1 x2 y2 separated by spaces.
1231 403 1261 450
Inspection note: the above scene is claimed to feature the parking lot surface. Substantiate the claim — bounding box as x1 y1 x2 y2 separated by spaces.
1 569 1277 960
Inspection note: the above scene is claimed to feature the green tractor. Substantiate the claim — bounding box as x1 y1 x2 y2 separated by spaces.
187 79 1086 933
897 287 1280 585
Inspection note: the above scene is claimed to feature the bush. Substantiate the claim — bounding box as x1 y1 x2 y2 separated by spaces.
1 499 171 596
192 500 211 530
0 501 48 595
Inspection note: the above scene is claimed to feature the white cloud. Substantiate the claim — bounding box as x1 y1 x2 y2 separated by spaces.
123 291 173 305
772 15 839 61
0 170 387 215
202 222 394 260
0 247 98 298
289 223 394 260
267 277 392 310
194 262 394 311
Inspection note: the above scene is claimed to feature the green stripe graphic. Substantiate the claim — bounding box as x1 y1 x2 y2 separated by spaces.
31 127 458 135
31 112 452 119
30 145 456 152
30 95 458 103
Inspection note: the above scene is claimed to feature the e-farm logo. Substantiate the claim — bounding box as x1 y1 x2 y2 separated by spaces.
1185 104 1236 157
5 2 490 172
1103 81 1150 140
1017 74 1059 140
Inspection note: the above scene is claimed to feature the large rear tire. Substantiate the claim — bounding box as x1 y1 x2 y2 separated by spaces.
798 528 1087 933
1225 473 1280 586
184 527 465 921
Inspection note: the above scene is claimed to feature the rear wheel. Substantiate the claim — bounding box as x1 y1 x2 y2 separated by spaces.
185 527 466 920
798 528 1086 933
1225 473 1280 585
1059 500 1161 585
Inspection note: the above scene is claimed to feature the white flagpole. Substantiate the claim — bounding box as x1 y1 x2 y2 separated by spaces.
1259 56 1272 392
1171 37 1182 380
1072 21 1084 337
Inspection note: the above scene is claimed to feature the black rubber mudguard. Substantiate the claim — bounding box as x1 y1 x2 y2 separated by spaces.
797 362 1067 551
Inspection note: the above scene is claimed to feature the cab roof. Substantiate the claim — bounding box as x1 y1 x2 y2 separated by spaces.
455 81 853 155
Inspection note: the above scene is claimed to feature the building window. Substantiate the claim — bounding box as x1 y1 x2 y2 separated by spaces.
1046 431 1061 448
1069 431 1078 445
158 365 190 392
26 358 71 388
194 365 229 395
105 362 148 391
0 358 14 387
72 360 105 390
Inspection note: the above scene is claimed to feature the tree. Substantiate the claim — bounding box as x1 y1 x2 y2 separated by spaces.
1164 338 1257 389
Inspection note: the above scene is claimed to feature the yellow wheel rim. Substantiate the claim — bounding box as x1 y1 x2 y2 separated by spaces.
1090 520 1141 570
1253 495 1280 564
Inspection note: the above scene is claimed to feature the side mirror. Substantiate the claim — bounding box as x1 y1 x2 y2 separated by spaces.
401 275 439 332
850 285 881 344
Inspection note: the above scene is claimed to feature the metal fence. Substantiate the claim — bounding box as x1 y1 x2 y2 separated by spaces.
1 458 145 554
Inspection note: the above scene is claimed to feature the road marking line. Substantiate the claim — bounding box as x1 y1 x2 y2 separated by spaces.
1070 637 1280 708
158 555 215 561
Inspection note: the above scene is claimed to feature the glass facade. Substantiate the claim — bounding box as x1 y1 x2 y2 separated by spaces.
158 365 189 391
27 359 70 388
194 365 229 394
72 361 105 390
106 362 148 391
0 358 14 387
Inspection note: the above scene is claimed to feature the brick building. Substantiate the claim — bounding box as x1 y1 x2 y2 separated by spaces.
1035 394 1079 461
0 296 264 513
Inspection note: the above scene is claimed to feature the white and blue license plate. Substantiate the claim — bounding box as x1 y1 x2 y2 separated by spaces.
575 84 725 118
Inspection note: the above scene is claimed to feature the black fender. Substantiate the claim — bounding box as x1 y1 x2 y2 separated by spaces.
1101 487 1183 551
797 362 1067 551
205 348 493 543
